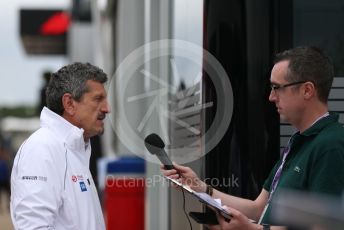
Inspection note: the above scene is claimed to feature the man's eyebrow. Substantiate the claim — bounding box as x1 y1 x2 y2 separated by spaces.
93 92 107 98
93 93 104 97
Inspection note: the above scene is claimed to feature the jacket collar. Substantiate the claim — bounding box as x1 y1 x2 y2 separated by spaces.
40 107 90 154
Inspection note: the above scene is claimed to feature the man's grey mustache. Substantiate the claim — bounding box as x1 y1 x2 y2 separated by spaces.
97 114 106 120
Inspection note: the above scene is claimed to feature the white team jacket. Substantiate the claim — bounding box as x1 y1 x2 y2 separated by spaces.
11 107 106 230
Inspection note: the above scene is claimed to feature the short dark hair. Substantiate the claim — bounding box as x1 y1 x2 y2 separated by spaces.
46 62 108 115
274 46 334 103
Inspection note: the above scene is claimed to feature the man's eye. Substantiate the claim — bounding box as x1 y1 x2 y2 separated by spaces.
271 85 280 90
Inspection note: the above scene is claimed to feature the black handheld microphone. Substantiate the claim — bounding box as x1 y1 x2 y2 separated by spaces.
144 133 175 170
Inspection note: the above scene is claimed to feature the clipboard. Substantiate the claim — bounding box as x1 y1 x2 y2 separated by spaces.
163 176 232 220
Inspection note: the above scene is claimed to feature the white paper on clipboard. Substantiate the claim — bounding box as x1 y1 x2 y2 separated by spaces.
163 176 232 219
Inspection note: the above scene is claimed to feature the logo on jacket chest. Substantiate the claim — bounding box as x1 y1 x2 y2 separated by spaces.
71 175 84 182
71 174 90 192
79 181 87 192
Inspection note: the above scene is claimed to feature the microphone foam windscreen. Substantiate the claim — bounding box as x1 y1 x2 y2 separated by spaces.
144 133 165 151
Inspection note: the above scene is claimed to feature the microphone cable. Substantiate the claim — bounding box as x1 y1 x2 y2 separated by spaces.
180 184 193 230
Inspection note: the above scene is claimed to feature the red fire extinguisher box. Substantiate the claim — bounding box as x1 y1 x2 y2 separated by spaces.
105 156 145 230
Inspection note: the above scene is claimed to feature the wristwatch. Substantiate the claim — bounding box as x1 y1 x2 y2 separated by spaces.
206 184 213 196
262 224 270 230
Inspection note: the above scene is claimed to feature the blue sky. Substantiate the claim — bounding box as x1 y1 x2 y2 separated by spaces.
0 0 69 107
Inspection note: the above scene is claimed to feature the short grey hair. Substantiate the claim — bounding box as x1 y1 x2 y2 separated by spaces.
46 62 108 115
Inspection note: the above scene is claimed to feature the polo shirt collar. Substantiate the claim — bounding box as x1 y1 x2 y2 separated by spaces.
300 112 338 137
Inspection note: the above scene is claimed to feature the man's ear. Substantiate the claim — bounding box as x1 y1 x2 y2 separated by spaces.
303 81 315 100
62 93 75 116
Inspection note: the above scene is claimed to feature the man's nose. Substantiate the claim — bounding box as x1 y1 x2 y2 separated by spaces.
269 90 277 102
102 100 111 113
